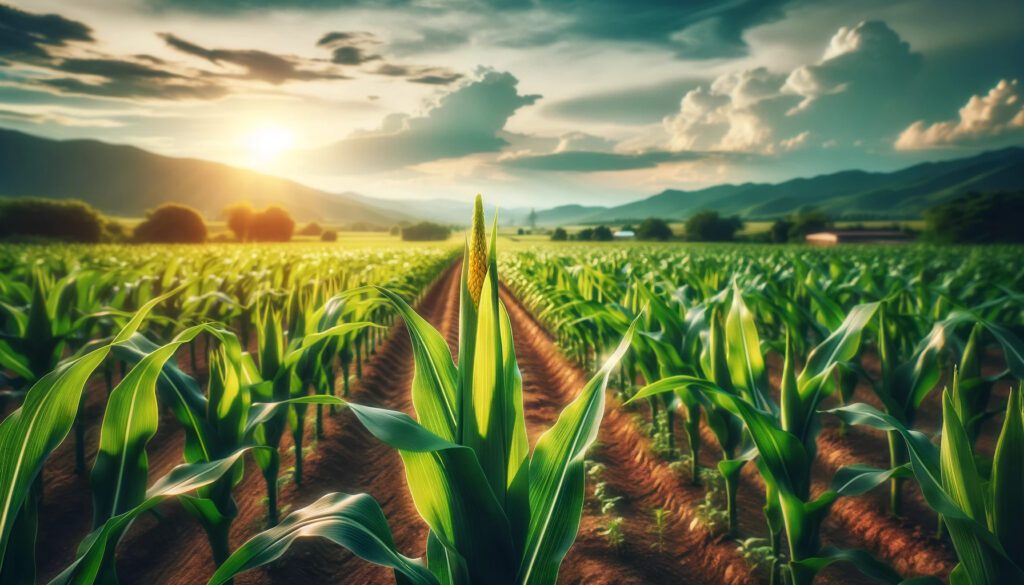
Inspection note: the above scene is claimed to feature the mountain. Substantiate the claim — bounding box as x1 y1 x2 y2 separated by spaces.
534 147 1024 224
0 128 409 225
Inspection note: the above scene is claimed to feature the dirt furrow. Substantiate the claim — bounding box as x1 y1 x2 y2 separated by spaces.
500 287 756 585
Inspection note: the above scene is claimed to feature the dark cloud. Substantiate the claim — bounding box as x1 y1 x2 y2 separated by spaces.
148 0 790 59
491 0 793 58
39 64 228 100
160 33 344 84
317 31 381 65
295 68 539 173
0 3 93 59
501 149 708 172
374 63 462 85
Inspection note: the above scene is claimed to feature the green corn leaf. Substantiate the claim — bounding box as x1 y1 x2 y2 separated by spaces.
517 317 637 585
346 402 517 584
91 324 209 526
797 302 880 400
830 464 912 497
0 283 183 572
375 286 460 443
725 284 768 408
50 449 257 585
207 492 439 585
992 388 1024 564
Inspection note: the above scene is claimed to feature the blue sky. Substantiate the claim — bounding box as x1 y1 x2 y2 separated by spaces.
1 0 1022 207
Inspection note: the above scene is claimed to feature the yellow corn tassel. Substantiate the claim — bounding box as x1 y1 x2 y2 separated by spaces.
467 194 488 307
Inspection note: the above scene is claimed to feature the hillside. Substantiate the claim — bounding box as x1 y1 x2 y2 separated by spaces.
0 128 408 225
535 147 1024 224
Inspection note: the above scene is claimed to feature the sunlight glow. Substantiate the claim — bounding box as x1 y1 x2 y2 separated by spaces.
245 125 295 163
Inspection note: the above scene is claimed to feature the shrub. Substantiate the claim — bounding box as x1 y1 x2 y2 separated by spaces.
401 221 450 241
250 206 295 242
299 222 324 236
925 191 1024 243
769 219 792 243
551 227 568 241
636 218 673 241
593 225 614 241
786 207 831 241
0 197 104 243
685 211 743 242
223 203 254 242
133 204 207 243
320 229 338 242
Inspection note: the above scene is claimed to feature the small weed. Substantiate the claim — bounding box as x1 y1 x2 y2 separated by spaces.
599 517 626 550
651 508 670 552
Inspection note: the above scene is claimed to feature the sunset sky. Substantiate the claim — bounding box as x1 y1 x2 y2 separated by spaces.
2 0 1023 207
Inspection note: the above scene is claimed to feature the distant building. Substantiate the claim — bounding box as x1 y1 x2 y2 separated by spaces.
613 230 636 240
806 230 913 245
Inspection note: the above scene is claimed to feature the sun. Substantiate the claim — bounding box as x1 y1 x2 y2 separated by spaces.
245 125 295 163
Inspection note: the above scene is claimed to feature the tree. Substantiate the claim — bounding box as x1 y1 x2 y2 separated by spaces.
250 206 295 242
685 211 743 242
551 227 568 241
0 198 104 243
299 222 324 236
636 218 673 241
527 208 538 230
517 228 525 235
320 229 338 242
770 218 793 243
576 227 594 241
401 222 450 241
133 204 207 243
593 225 614 241
223 203 254 242
787 207 831 241
925 191 1024 243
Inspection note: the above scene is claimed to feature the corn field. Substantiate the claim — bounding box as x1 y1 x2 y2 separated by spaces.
1 210 1023 585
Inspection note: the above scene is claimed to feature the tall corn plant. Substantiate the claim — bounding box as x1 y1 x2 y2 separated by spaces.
631 300 925 585
830 380 1024 584
209 196 638 585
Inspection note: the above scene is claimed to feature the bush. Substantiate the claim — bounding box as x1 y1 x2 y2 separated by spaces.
593 225 614 241
636 218 673 241
250 206 295 242
223 203 254 242
576 228 594 241
925 191 1024 243
401 222 450 241
685 211 743 242
769 219 792 243
320 229 338 242
134 204 207 243
0 198 104 243
787 208 831 241
299 222 324 236
551 227 568 241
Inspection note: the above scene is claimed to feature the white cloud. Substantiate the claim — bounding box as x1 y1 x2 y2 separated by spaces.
783 20 921 110
664 20 922 154
895 79 1024 150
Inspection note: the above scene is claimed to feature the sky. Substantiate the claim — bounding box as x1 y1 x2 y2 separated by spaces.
1 0 1023 208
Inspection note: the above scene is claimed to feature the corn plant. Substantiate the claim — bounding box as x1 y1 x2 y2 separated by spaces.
630 300 932 584
830 380 1024 584
208 196 638 585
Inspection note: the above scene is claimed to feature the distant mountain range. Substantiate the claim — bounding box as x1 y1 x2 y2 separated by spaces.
1 127 1021 226
535 147 1024 225
0 128 408 225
